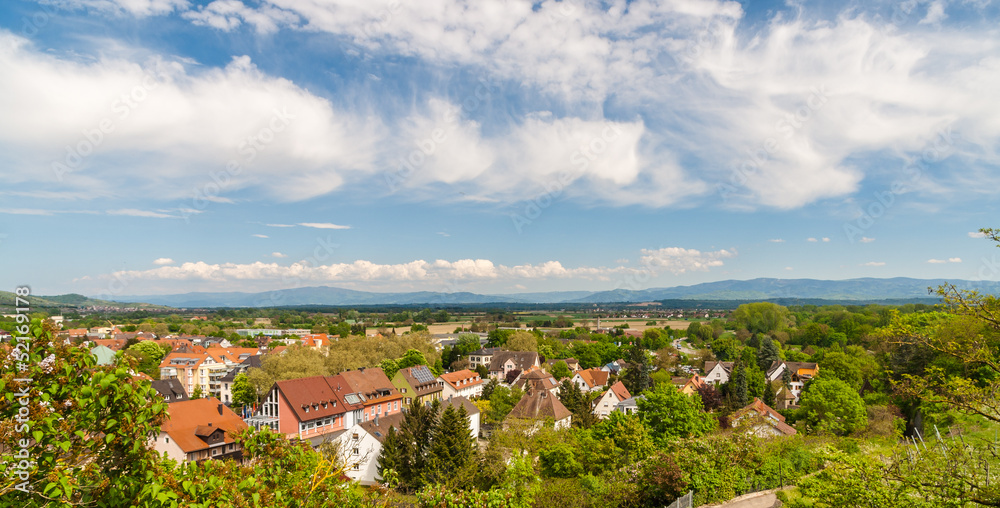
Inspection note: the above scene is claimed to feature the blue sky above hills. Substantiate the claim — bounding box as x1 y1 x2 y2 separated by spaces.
1 0 999 297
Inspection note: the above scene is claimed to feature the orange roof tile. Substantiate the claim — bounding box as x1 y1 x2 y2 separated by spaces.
160 397 248 454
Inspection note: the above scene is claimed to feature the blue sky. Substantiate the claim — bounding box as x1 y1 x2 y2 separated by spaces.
1 0 999 297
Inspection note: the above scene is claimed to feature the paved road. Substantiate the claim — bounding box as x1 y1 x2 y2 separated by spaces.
700 492 780 508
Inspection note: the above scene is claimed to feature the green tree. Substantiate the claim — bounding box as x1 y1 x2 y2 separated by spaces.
376 426 402 486
397 400 440 492
379 358 400 380
729 360 749 408
799 377 867 436
190 384 204 399
231 372 257 406
731 302 790 335
557 380 596 429
0 320 168 506
819 351 863 390
636 382 716 442
505 331 538 352
397 348 427 370
621 345 651 395
539 442 583 478
549 360 572 380
756 336 781 371
423 405 475 487
487 385 524 425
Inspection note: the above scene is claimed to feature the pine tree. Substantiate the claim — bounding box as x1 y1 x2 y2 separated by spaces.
763 380 776 407
397 399 440 492
757 336 781 371
423 405 475 487
376 426 402 486
730 361 748 408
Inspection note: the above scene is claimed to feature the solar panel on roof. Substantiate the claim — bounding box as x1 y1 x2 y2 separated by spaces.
412 366 435 384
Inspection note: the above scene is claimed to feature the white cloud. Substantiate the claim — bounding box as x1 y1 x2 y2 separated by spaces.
806 238 818 242
920 1 948 25
0 37 381 202
822 238 831 243
297 223 351 230
862 261 886 267
182 0 298 34
270 252 287 258
860 237 875 243
48 0 189 17
784 266 793 271
152 257 174 265
768 239 784 243
107 208 177 218
969 231 987 238
251 234 268 238
930 257 963 263
638 247 736 275
265 223 295 228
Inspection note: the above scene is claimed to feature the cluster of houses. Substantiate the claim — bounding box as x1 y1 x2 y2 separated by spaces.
65 321 815 488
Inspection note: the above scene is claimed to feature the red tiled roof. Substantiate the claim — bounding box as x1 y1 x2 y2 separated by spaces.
161 397 248 454
609 381 631 401
275 375 346 422
440 369 483 390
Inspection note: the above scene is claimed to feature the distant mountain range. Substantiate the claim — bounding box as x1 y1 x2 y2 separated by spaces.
86 277 1000 308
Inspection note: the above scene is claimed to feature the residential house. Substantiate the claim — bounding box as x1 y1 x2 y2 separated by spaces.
151 378 189 403
679 373 706 396
391 365 443 407
614 395 645 416
513 369 560 396
339 412 406 485
703 361 734 386
600 360 624 375
571 368 609 393
563 358 581 371
729 398 797 437
248 374 358 447
774 385 797 410
219 355 262 405
152 397 248 462
592 381 631 419
468 347 504 370
336 368 405 423
765 361 819 403
488 351 540 380
440 369 485 399
506 385 572 431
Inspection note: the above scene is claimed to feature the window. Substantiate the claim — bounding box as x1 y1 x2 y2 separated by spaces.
165 437 169 443
212 448 219 456
352 448 359 456
228 444 234 451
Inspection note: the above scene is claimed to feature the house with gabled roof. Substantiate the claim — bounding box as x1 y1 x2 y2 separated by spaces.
506 384 572 431
336 368 404 422
513 369 559 396
152 397 248 462
151 378 189 403
729 398 797 437
339 412 406 485
440 369 484 399
571 368 609 393
468 347 504 370
219 355 262 405
592 381 631 419
679 373 706 396
248 374 357 447
703 361 734 386
488 351 540 379
765 361 818 403
391 365 443 407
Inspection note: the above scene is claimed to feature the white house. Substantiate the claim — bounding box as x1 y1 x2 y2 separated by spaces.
339 413 405 485
592 381 631 419
440 369 484 399
702 361 734 386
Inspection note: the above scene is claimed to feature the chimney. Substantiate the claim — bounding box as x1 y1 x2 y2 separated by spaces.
375 414 379 426
218 403 223 415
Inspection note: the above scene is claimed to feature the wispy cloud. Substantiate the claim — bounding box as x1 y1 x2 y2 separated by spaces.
862 261 886 267
928 258 962 264
768 239 785 243
298 223 351 230
265 224 296 228
969 232 987 238
270 252 287 258
107 209 178 219
859 237 875 243
252 234 269 238
153 258 174 266
638 247 736 275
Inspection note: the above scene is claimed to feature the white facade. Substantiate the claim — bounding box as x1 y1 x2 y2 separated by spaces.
593 389 626 419
704 363 730 385
339 424 385 486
